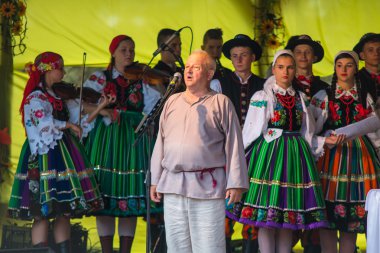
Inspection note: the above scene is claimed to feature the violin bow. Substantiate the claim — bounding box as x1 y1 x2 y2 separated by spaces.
78 52 87 139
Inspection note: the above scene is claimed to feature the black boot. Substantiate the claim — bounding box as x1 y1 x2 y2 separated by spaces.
56 240 70 253
33 242 48 248
242 239 259 253
119 236 134 253
226 237 232 253
99 235 113 253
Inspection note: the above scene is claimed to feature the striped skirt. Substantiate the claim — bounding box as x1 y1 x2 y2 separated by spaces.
317 135 380 233
85 111 161 217
227 132 328 230
8 132 103 220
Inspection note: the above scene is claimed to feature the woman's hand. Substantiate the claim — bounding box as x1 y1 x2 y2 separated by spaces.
99 94 116 109
66 122 82 138
325 134 346 146
100 108 119 122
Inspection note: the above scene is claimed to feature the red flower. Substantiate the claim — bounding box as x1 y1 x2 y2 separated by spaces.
329 101 340 121
27 168 40 180
272 111 281 122
288 211 296 224
320 101 326 110
89 74 97 81
118 200 127 211
98 78 105 85
103 82 117 97
355 205 366 219
129 93 139 104
334 204 346 218
355 104 372 121
241 207 253 218
34 110 44 118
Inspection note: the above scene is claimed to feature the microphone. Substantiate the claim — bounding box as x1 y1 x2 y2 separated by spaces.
153 28 184 57
168 72 182 88
134 72 182 136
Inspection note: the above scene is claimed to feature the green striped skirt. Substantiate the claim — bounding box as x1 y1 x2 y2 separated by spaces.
227 132 328 230
85 111 161 217
8 132 103 220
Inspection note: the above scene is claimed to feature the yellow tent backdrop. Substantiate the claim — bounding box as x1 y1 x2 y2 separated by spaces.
2 0 379 251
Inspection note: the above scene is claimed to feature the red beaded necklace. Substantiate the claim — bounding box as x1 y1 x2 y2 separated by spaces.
339 95 354 124
276 93 295 130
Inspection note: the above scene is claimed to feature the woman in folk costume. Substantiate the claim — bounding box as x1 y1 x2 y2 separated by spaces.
311 50 380 253
83 35 161 253
226 50 335 253
8 52 106 252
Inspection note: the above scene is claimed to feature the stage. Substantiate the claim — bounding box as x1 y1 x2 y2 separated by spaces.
0 215 367 252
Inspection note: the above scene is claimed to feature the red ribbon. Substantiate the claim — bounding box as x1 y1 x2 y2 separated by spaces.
46 93 63 111
297 75 312 84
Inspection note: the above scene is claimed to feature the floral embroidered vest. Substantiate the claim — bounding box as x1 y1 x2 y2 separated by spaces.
323 95 371 131
267 92 303 131
103 70 144 112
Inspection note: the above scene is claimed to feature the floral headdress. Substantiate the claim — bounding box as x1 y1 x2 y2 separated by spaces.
20 52 64 124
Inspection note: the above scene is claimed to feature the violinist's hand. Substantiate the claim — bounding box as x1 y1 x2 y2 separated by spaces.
66 122 82 138
325 134 346 146
98 94 113 109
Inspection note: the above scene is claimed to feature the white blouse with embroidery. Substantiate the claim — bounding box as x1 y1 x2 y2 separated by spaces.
24 86 97 155
83 68 161 126
242 76 318 156
65 98 94 137
24 90 67 155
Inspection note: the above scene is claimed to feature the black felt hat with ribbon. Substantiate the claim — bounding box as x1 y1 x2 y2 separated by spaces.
222 34 262 61
285 34 324 63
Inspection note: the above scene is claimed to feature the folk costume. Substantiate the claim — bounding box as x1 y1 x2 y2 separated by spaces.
310 51 380 233
227 74 329 230
84 36 161 218
8 52 103 220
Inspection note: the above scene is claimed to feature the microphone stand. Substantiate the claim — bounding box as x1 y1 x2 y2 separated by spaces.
134 81 179 253
166 47 185 71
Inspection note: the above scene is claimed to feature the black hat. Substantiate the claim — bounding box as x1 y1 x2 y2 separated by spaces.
353 33 380 60
222 34 262 61
285 34 324 63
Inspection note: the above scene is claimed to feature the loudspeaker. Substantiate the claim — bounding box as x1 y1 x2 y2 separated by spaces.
0 247 54 252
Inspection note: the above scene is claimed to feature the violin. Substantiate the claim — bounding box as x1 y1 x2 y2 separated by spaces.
124 63 171 86
52 81 101 104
